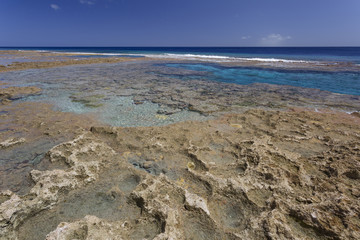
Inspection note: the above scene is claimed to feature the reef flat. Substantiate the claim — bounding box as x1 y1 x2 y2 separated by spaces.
0 50 143 73
0 50 360 239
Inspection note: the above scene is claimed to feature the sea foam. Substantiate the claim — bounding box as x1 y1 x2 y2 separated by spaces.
37 50 314 64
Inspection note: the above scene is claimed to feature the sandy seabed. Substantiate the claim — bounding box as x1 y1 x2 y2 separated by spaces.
0 51 360 240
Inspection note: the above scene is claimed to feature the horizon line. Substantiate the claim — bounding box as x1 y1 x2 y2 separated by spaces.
1 46 360 48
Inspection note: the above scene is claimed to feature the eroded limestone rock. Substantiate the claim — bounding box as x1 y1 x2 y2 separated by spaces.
1 109 360 239
46 215 127 240
0 133 116 239
0 137 25 148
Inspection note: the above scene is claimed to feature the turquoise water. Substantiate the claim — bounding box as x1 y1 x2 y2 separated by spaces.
165 63 360 96
2 47 360 96
0 64 210 127
3 47 359 96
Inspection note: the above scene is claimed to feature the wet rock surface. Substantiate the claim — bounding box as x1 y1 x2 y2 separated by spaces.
0 50 142 73
1 109 359 239
0 86 41 104
0 102 100 195
1 61 360 118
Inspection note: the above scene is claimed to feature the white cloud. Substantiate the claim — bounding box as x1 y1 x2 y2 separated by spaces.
80 0 96 5
261 34 292 46
50 4 60 10
241 36 251 40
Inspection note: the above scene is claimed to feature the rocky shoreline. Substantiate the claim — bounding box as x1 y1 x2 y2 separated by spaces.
1 109 359 239
0 50 143 73
0 51 359 239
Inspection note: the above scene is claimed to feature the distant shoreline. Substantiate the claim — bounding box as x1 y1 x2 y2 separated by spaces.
1 49 360 73
0 50 143 73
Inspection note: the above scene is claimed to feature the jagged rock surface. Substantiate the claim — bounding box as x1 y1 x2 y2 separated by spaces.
1 109 360 239
0 133 116 239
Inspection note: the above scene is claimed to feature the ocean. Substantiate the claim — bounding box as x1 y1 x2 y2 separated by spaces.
1 47 360 95
2 46 360 62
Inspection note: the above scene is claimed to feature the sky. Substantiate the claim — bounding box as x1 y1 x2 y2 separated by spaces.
1 0 360 47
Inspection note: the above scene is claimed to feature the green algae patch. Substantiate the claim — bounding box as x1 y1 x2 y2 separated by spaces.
70 94 105 108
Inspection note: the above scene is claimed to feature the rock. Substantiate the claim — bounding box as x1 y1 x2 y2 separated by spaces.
0 133 116 239
184 190 210 215
46 215 128 240
0 86 41 104
2 109 360 239
156 107 181 115
351 111 360 118
0 138 25 148
130 174 186 239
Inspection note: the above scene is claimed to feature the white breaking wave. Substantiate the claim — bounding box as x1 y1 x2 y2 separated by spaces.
240 57 308 63
135 53 313 63
35 50 315 64
164 53 231 59
136 53 313 63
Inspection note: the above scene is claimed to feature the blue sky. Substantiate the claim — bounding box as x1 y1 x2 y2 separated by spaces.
1 0 360 46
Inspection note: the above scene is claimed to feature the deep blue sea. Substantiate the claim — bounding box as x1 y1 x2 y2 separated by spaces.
2 47 360 62
1 47 360 95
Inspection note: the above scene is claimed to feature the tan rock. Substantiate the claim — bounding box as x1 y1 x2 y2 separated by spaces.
0 137 25 148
